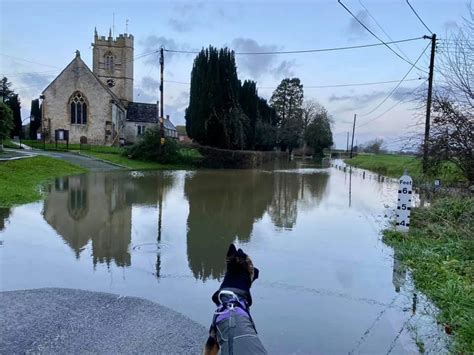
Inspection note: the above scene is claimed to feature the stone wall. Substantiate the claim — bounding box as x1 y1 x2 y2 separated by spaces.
43 55 114 145
124 121 158 144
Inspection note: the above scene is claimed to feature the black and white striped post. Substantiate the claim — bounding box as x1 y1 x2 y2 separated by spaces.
396 170 413 232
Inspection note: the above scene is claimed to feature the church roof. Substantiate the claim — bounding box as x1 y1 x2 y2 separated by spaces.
42 52 125 110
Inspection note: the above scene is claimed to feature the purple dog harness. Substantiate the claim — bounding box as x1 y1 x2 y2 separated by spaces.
211 290 264 355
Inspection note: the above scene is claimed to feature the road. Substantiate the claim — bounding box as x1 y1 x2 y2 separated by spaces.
0 288 208 354
2 148 121 172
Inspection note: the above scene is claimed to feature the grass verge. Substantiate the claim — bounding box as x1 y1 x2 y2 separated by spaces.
80 149 200 170
0 156 86 207
383 197 474 352
345 153 465 185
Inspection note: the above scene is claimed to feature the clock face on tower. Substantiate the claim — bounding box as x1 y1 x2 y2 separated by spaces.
106 78 116 87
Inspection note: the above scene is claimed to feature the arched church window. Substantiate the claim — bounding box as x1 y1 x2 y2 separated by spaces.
68 188 87 220
69 92 88 125
105 52 114 71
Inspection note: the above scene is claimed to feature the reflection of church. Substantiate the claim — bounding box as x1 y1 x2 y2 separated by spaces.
42 172 176 272
43 174 132 267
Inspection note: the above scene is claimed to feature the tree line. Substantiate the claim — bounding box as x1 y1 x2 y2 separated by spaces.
185 46 333 155
0 77 42 150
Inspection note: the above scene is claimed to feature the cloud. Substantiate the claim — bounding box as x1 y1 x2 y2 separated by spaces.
168 18 193 33
329 86 417 105
346 10 373 41
139 35 189 64
168 2 240 33
329 90 387 104
141 76 160 91
272 60 295 78
231 38 296 80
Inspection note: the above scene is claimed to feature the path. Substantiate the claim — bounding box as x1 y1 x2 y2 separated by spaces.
0 288 207 354
1 148 121 172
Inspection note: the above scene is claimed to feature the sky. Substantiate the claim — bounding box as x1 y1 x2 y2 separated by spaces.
0 0 469 149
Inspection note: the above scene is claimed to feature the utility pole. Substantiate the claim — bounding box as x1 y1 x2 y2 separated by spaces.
350 114 357 159
346 132 349 152
423 33 436 173
159 47 165 152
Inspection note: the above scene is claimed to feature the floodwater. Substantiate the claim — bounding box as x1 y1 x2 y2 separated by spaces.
0 160 448 354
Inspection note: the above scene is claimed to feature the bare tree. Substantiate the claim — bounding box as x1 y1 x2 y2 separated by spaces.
426 4 474 183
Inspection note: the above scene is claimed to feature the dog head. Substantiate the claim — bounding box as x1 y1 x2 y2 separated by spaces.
212 244 260 306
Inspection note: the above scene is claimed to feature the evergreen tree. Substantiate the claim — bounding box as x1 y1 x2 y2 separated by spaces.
239 80 259 150
270 78 304 152
0 102 14 151
185 46 248 150
29 99 41 139
8 94 22 138
0 78 22 139
0 77 13 103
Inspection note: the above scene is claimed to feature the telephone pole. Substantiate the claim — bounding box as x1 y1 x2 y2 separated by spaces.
423 33 436 173
350 114 357 159
159 47 165 152
346 131 349 152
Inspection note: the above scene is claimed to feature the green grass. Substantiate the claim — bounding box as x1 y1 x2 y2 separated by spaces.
1 138 23 149
21 140 124 154
0 156 86 207
80 149 201 170
345 153 465 185
383 197 474 353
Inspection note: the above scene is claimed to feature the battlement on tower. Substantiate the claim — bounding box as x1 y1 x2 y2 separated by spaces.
93 28 134 48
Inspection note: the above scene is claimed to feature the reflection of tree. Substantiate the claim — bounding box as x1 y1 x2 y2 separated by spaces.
0 208 11 231
43 172 176 269
184 170 274 281
302 172 330 207
268 173 300 229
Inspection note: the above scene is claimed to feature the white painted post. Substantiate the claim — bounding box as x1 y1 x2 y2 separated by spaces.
396 171 413 232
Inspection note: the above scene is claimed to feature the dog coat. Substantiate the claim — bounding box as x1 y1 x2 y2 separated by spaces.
211 290 267 355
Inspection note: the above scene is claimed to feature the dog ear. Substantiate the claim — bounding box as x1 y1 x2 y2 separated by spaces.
237 248 247 258
227 244 237 257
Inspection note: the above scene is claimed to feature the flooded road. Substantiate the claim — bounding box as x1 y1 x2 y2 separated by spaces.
0 161 447 354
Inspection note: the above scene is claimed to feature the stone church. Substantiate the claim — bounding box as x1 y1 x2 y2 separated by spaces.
41 28 177 145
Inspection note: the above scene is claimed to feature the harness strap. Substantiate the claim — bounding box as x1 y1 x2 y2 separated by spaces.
228 308 235 355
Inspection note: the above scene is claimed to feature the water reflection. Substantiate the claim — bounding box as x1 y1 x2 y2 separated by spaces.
0 208 11 232
42 167 330 281
184 170 274 280
43 172 175 268
185 168 330 280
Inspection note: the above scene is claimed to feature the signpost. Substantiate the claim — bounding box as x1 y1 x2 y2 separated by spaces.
396 171 413 232
54 129 69 149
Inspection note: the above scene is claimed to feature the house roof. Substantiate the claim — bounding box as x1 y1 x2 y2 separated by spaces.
126 102 158 123
126 102 177 132
42 52 125 111
164 117 176 131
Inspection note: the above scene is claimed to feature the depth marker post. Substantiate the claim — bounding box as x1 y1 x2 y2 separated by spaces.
396 170 413 232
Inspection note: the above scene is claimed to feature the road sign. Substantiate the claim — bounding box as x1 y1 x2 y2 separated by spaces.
396 173 413 232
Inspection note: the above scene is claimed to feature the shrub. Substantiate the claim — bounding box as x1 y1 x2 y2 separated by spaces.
123 127 180 164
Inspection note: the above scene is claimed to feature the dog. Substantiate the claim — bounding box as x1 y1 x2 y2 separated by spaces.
203 244 267 355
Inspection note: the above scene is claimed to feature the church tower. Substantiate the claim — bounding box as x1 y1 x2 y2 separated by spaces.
92 28 134 102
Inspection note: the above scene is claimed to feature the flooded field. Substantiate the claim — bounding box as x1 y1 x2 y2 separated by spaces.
0 161 448 354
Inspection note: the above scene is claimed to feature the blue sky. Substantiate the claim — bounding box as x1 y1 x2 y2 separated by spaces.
0 0 468 149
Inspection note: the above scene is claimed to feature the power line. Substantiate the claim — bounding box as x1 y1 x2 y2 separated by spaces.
0 53 59 69
338 0 428 73
358 0 412 62
163 37 424 55
405 0 433 34
359 42 430 117
162 77 424 89
262 78 424 89
357 79 426 128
